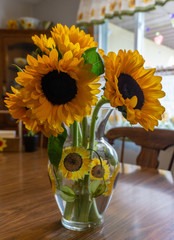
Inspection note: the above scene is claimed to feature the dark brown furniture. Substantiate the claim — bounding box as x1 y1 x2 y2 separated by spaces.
0 149 173 240
105 127 174 170
0 29 50 124
0 29 50 109
0 29 50 150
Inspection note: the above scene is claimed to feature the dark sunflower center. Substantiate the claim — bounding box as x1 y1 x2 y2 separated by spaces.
118 73 144 109
91 165 104 178
41 70 77 105
64 153 82 172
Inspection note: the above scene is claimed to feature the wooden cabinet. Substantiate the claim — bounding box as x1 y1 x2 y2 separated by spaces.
0 29 50 150
0 29 50 110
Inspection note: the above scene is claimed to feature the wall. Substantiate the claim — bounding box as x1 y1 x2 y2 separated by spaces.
108 22 174 68
0 0 80 29
33 0 80 27
0 0 33 28
108 22 134 52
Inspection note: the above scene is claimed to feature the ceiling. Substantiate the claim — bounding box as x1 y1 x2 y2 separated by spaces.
110 1 174 50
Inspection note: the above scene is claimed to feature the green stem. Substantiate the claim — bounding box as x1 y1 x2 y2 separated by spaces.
89 199 102 222
89 98 110 158
73 198 80 219
72 121 78 147
70 124 73 139
78 175 91 221
77 122 82 146
82 117 88 148
73 180 82 219
64 202 74 220
79 195 92 222
83 174 90 188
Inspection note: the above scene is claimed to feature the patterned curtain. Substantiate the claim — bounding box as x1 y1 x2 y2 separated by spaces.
77 0 171 26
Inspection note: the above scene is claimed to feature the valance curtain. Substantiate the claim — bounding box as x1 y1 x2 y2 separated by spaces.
77 0 171 26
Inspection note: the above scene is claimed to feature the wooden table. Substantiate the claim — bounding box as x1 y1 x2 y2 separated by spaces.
0 149 174 240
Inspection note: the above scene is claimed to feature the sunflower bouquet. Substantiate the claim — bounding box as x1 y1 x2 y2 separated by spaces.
4 23 165 230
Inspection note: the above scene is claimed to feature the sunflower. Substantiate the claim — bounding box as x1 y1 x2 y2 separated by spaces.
51 24 98 58
59 147 91 180
6 19 18 29
104 163 120 196
102 50 165 131
90 158 110 181
0 138 7 151
5 88 40 132
14 49 100 135
32 34 56 55
4 87 59 137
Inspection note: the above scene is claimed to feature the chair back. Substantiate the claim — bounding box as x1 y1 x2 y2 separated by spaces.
105 127 174 170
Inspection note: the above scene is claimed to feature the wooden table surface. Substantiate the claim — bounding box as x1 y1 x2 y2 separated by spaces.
0 149 174 240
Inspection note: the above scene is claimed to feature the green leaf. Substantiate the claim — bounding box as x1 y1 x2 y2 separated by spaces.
48 127 67 168
93 184 106 198
89 180 100 193
108 156 118 166
61 185 75 195
12 64 23 72
59 185 76 202
104 146 118 166
82 47 104 76
89 180 106 198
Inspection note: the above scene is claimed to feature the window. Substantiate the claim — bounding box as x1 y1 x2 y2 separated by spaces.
95 2 174 129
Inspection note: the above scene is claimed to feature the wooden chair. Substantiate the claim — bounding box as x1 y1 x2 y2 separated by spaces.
105 127 174 170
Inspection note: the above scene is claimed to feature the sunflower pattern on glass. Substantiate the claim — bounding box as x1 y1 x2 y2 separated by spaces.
59 147 91 180
0 138 7 151
48 163 57 195
90 158 110 181
104 163 120 196
101 49 165 131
